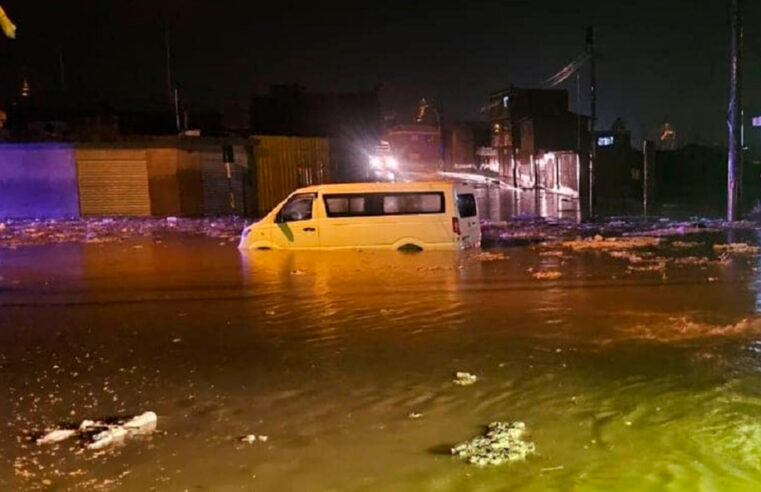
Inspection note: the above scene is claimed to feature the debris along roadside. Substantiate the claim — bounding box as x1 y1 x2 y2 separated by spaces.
0 217 246 248
451 421 536 466
36 411 157 450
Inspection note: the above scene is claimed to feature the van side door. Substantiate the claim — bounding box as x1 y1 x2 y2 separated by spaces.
271 193 320 249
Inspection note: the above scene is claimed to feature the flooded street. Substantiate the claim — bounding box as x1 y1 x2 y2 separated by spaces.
4 230 761 491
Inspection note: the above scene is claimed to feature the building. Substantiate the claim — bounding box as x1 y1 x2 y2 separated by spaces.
488 86 590 193
250 85 382 182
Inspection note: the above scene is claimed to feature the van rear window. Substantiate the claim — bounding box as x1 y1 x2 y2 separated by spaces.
323 192 445 217
457 193 477 218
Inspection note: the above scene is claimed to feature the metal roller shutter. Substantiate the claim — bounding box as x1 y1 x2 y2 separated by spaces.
77 151 151 216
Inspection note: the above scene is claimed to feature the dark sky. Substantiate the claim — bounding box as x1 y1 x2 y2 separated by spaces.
2 0 760 144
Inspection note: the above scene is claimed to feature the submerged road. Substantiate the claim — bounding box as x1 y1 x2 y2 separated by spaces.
3 231 761 490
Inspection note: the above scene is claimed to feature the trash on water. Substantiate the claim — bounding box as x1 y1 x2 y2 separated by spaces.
453 371 478 386
36 412 157 450
122 411 158 434
36 429 76 445
87 426 128 450
408 412 424 419
714 243 761 255
451 421 535 466
240 434 268 444
532 271 562 280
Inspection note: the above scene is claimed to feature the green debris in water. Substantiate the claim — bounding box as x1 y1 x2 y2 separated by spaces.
451 422 536 466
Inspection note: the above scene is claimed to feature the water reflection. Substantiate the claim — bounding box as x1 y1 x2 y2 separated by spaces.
4 237 761 491
475 186 581 222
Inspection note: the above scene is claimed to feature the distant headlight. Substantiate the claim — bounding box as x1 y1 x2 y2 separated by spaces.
370 156 381 168
386 157 398 170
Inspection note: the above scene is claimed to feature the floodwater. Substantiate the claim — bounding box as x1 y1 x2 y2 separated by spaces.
3 231 761 491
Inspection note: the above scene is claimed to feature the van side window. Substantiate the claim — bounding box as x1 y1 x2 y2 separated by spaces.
325 196 366 216
277 194 315 222
323 192 444 218
383 193 443 214
456 193 477 218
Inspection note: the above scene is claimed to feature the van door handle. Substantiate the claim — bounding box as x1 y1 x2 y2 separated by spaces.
303 227 316 232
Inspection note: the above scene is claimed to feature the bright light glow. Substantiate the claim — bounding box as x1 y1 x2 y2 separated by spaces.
370 156 381 168
386 157 398 170
386 171 395 181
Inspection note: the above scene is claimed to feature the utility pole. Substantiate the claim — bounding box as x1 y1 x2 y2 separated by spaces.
586 25 596 218
57 43 66 91
164 21 181 133
727 0 743 221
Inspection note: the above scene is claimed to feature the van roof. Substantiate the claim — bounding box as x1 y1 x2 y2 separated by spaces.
297 181 470 194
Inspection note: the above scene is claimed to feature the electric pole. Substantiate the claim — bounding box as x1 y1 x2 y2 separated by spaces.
727 0 743 221
586 25 596 218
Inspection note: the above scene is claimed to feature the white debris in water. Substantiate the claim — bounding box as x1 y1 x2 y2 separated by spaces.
36 429 76 445
408 412 424 419
87 426 128 450
122 411 158 434
240 434 268 444
453 372 478 386
36 412 157 450
451 422 535 466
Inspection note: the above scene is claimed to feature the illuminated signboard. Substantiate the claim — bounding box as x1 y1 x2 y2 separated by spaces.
597 136 615 147
753 116 761 127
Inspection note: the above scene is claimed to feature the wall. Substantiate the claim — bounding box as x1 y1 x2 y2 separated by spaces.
0 143 79 219
252 136 330 216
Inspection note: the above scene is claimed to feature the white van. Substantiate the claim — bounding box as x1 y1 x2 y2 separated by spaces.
239 181 481 251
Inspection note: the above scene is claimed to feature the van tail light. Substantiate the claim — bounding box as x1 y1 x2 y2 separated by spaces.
452 217 461 235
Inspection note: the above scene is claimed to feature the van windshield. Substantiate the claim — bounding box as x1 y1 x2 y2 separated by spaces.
456 194 477 218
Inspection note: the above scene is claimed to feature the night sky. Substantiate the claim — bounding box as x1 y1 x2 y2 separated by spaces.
1 0 759 145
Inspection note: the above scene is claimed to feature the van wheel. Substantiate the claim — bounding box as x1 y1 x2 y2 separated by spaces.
398 243 423 252
256 246 271 251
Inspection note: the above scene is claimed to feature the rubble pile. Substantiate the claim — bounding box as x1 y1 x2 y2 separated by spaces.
451 421 535 466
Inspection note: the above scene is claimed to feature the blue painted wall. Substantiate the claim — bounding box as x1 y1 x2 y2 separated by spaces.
0 143 80 219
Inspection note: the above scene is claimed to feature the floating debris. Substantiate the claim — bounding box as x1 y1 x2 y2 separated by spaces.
36 429 76 445
560 236 660 251
475 252 508 262
87 426 128 450
671 241 701 249
35 411 157 450
240 434 268 444
451 421 535 466
532 271 562 280
714 243 761 255
453 371 478 386
122 411 158 434
408 412 424 419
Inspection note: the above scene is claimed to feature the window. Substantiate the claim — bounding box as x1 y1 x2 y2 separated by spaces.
456 193 477 218
324 196 366 216
323 192 445 218
277 194 314 222
382 193 443 214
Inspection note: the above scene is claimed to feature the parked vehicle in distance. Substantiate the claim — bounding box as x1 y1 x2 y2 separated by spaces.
239 181 481 251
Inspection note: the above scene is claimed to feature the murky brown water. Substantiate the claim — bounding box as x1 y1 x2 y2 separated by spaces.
3 232 761 491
